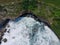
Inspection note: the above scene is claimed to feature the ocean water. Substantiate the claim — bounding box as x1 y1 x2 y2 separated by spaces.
0 17 60 45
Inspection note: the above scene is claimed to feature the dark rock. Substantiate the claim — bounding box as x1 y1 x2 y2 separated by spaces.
2 38 7 43
7 29 10 33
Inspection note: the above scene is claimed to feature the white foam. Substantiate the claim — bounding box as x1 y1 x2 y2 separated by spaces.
0 17 60 45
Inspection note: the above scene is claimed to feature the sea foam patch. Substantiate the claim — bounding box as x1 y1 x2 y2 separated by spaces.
0 17 60 45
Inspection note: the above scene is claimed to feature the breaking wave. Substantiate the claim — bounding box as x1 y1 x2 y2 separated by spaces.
0 17 60 45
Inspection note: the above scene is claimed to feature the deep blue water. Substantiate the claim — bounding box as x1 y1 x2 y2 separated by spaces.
0 24 3 28
15 17 23 22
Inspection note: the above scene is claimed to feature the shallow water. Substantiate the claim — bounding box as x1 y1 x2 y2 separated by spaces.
0 17 60 45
